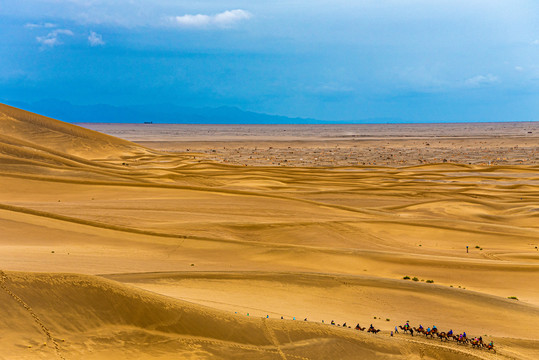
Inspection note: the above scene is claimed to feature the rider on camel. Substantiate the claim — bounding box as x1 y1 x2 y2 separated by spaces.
448 329 453 336
419 324 423 330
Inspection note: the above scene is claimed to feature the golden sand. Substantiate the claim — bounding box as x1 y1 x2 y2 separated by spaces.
1 103 538 359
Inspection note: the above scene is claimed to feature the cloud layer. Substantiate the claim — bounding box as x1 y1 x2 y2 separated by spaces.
171 9 252 29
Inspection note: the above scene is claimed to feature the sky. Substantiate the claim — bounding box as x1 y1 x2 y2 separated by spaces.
1 0 539 122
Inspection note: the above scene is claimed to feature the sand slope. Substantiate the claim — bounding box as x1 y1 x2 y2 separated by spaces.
0 271 493 360
0 104 538 359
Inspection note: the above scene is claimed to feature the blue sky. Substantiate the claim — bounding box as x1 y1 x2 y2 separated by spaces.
1 0 538 122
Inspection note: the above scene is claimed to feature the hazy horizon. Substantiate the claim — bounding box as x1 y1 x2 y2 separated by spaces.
2 99 538 125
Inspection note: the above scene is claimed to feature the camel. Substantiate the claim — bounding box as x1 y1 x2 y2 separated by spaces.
355 324 365 331
399 325 411 334
367 327 380 334
469 339 482 349
437 332 449 342
483 343 496 353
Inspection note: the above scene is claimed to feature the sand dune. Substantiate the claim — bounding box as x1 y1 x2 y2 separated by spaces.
0 104 538 359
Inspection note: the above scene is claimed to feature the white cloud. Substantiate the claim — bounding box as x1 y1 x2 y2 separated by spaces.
532 40 539 45
36 29 74 48
213 10 252 26
464 74 499 87
173 14 211 27
171 9 252 29
25 22 57 29
515 66 524 71
88 31 105 46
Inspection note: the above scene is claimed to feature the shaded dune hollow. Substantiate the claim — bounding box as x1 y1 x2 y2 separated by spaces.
0 103 538 359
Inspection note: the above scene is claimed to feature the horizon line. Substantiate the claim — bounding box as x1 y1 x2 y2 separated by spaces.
74 120 538 125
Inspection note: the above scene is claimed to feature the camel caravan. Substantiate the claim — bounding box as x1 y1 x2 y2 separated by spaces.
323 319 495 353
394 323 495 353
329 321 380 334
268 315 496 353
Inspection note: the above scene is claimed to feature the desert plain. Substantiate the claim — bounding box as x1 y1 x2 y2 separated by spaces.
1 103 538 359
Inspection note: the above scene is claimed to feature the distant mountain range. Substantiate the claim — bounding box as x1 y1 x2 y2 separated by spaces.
2 99 325 124
2 99 404 124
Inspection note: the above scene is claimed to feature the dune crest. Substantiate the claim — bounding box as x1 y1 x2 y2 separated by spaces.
0 103 151 161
